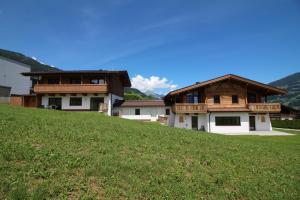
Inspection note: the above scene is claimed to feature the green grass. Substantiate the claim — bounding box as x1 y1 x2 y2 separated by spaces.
0 104 299 199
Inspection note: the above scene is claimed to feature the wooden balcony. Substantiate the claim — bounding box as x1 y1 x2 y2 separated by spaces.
172 103 208 114
34 84 109 94
248 103 281 113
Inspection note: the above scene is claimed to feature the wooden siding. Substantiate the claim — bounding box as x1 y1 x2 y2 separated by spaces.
172 103 208 113
168 81 282 113
248 103 281 113
10 96 23 106
36 74 125 96
34 84 108 94
204 81 247 109
23 96 36 107
107 74 124 97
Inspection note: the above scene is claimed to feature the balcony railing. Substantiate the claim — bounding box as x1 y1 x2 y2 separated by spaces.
248 103 281 113
172 103 208 113
34 84 108 94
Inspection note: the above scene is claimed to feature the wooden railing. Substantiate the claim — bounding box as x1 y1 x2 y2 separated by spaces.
34 84 108 94
172 103 208 113
248 103 281 113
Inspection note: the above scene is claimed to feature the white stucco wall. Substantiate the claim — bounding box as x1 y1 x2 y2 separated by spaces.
0 56 31 95
174 115 191 129
119 106 169 121
171 112 273 134
208 112 250 133
253 113 272 131
174 114 207 131
41 94 110 113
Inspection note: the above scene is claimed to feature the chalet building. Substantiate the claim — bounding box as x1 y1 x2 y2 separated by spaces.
270 105 300 120
22 70 131 115
116 100 170 121
164 74 286 134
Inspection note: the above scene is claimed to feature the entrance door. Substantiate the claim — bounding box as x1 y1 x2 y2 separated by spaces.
249 116 256 131
191 116 198 130
90 97 104 111
48 97 62 110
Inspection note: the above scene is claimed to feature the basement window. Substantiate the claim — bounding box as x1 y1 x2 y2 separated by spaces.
215 116 241 126
135 108 140 115
70 97 82 106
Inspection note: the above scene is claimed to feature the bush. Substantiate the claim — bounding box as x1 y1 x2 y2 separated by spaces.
271 120 300 129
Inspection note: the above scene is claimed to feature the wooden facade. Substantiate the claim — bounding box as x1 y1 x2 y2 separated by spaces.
165 75 286 114
10 95 37 107
34 84 108 94
22 70 131 97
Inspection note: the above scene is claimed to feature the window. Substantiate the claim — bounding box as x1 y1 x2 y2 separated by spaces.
187 92 199 103
90 79 105 84
232 95 239 104
179 115 184 123
135 108 140 115
175 95 181 103
213 95 220 104
70 78 81 84
187 93 194 103
247 93 257 103
48 78 59 84
215 117 241 126
165 108 170 115
70 97 82 106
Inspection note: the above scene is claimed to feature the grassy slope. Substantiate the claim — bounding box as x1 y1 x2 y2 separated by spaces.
0 105 299 199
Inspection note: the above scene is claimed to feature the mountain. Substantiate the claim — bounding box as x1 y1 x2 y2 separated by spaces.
124 88 158 100
269 72 300 109
0 49 61 72
144 90 164 99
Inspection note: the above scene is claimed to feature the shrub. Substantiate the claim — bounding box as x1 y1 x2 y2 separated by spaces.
271 120 300 129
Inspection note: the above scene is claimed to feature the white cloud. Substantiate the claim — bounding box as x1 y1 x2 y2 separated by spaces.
131 75 177 93
31 56 37 60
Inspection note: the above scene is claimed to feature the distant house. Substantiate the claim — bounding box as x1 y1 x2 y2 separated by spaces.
0 56 31 103
22 70 131 115
270 105 300 120
164 74 286 134
116 100 170 121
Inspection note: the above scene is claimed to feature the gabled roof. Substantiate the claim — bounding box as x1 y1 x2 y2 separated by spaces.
118 100 165 107
22 70 131 87
165 74 287 97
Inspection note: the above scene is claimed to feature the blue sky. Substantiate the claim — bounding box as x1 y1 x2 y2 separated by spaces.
1 0 300 93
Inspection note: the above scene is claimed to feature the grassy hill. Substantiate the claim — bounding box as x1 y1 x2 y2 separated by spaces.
269 72 300 109
0 49 61 72
124 88 156 100
0 105 299 199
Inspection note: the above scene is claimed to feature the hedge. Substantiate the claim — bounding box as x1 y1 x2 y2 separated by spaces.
271 120 300 129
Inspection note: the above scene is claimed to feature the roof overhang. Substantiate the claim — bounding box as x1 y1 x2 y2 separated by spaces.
22 70 131 87
165 74 287 98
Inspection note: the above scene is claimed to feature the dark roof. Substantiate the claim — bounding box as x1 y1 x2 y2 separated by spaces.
165 74 287 97
118 100 166 107
22 70 131 87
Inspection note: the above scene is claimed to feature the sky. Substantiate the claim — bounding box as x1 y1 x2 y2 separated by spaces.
1 0 300 94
